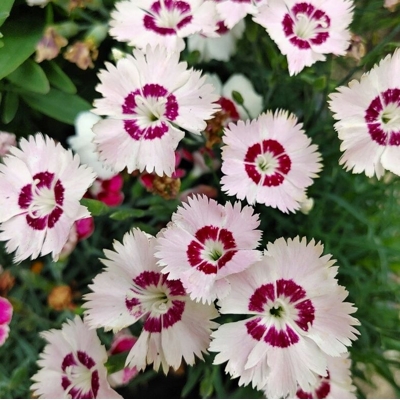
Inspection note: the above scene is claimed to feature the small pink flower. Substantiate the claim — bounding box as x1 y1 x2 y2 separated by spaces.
108 330 139 388
88 174 124 207
0 134 96 262
155 195 262 303
0 296 12 346
254 0 354 75
221 110 322 213
31 316 122 399
75 217 95 241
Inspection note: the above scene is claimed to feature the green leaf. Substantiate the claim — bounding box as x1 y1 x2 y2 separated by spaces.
7 59 50 94
109 209 145 221
1 90 18 124
105 352 128 374
42 61 77 94
20 88 91 125
0 0 14 28
80 198 110 216
0 14 44 80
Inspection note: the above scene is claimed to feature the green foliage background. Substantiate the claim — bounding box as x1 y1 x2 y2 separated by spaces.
0 0 399 398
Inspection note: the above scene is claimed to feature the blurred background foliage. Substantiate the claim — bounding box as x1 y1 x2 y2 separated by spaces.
0 0 399 398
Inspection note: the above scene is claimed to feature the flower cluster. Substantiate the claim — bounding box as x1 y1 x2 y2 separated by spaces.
3 0 398 397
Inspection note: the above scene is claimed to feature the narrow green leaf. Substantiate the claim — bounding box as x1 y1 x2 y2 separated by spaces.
105 352 129 375
231 90 244 105
0 0 14 28
7 59 50 94
1 90 18 124
42 61 77 94
20 88 91 125
109 209 145 221
80 198 110 216
0 14 44 80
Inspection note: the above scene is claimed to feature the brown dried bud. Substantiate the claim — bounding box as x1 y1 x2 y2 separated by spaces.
47 285 73 311
63 39 98 70
35 27 68 63
0 269 15 296
150 175 181 200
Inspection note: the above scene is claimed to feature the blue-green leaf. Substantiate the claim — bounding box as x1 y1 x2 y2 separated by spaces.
42 61 77 94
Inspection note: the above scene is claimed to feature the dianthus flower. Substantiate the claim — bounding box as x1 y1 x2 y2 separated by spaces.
0 296 12 346
30 316 122 399
109 0 218 53
329 49 400 178
83 228 219 374
294 353 357 399
155 195 262 303
254 0 354 75
215 0 265 29
220 110 322 213
209 237 359 399
0 134 95 262
92 46 219 177
187 19 245 63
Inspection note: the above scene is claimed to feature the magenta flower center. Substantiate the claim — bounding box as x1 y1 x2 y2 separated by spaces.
125 270 186 333
245 278 315 348
244 139 291 187
122 83 178 141
186 225 237 275
365 88 400 146
18 171 64 231
143 0 192 35
296 372 331 398
283 2 330 49
61 351 99 399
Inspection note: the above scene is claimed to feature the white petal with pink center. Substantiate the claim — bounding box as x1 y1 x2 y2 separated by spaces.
254 0 354 75
294 353 357 399
221 110 322 213
209 237 359 398
30 316 122 399
92 46 219 176
155 194 262 303
0 134 95 262
329 49 400 178
109 0 219 53
83 228 219 374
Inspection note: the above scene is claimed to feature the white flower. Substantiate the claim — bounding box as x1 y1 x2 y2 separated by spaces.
30 316 122 399
254 0 354 75
215 0 265 29
329 49 400 178
0 134 95 262
92 46 219 176
294 353 357 399
68 111 117 180
187 20 245 62
209 237 360 398
155 195 262 303
109 0 219 53
83 228 219 374
207 73 263 120
220 110 322 213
